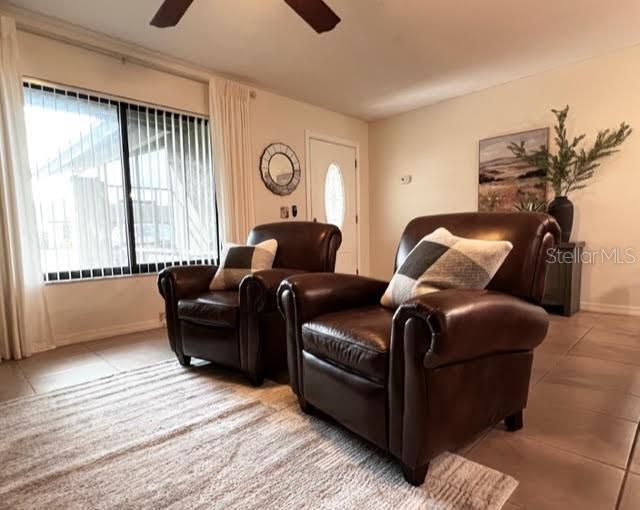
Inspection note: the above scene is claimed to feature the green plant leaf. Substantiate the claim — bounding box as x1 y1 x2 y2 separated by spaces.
507 106 632 198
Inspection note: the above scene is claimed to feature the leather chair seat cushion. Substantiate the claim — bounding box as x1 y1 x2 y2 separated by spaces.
178 291 239 328
302 306 393 383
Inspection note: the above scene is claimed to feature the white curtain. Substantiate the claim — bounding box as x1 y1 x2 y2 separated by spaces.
0 16 53 360
209 78 255 244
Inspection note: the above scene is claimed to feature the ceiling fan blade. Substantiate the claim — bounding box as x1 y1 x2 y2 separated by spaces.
150 0 194 28
283 0 341 33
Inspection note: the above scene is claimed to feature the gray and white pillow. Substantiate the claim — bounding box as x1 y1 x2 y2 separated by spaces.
380 228 513 308
209 239 278 291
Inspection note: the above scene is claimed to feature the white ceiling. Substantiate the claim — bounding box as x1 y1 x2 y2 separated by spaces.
7 0 640 120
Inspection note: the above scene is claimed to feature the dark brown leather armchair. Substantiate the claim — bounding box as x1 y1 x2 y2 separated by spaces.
158 221 341 386
277 212 560 485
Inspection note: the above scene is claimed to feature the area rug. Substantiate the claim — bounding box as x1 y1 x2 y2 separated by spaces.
0 360 517 509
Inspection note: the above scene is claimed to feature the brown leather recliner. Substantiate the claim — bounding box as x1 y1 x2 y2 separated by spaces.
158 221 341 386
277 212 560 485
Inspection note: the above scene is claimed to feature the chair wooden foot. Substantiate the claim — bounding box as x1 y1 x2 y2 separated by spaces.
176 352 191 367
248 373 264 387
297 396 315 415
505 410 523 432
401 463 429 486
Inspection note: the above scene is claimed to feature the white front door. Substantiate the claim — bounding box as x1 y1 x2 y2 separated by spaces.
308 137 358 274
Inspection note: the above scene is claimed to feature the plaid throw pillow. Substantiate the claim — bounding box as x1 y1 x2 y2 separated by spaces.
209 239 278 290
380 228 513 308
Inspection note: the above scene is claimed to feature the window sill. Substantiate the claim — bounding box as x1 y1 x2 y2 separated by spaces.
44 272 158 286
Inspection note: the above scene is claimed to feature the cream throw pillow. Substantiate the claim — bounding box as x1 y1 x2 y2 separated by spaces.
209 239 278 290
380 228 513 308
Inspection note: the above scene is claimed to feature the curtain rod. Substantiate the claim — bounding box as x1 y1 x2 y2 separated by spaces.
15 20 257 98
24 77 211 119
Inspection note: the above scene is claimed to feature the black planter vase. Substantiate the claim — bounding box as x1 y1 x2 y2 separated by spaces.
548 196 574 242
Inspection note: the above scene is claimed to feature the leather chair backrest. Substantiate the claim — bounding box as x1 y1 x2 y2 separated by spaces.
247 221 342 273
395 212 560 303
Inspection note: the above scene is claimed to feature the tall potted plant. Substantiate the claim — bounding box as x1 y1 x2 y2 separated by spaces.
508 106 631 242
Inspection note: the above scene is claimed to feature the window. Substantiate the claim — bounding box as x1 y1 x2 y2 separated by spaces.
23 81 219 282
324 163 345 228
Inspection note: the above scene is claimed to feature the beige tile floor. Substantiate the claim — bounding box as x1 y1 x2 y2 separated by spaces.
0 328 173 399
1 312 640 509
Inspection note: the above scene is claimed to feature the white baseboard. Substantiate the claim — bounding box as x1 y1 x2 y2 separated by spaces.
54 319 164 347
580 301 640 317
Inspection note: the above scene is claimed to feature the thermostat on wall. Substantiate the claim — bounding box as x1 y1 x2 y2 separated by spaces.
400 175 412 185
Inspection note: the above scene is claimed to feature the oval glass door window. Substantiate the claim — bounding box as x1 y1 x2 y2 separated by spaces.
324 163 345 228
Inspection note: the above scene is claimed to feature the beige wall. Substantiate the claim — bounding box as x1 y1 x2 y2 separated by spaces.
370 44 640 315
18 31 369 346
251 89 369 273
17 32 209 115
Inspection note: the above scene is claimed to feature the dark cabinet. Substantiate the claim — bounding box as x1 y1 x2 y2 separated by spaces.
543 242 585 317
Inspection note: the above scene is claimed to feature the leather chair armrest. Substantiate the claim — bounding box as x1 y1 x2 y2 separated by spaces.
157 265 217 302
156 265 216 356
395 289 549 369
277 272 389 324
237 268 308 380
278 273 388 396
387 288 548 463
241 268 308 306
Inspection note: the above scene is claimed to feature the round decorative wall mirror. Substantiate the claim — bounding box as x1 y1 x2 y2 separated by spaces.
260 143 301 196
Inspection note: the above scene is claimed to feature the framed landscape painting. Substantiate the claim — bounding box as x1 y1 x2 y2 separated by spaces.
478 128 548 212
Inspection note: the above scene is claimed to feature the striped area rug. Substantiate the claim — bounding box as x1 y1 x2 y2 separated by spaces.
0 360 517 509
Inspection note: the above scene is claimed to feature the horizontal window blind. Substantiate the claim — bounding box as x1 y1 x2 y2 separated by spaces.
23 81 219 282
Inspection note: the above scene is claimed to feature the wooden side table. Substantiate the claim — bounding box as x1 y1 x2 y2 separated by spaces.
542 241 585 317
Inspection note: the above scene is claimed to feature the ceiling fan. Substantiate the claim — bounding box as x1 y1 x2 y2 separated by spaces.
150 0 341 33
